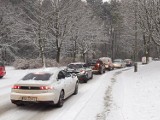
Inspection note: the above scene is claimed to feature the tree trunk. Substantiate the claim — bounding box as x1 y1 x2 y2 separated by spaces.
56 47 60 63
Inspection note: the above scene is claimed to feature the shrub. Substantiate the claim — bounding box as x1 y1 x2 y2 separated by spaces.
13 58 60 69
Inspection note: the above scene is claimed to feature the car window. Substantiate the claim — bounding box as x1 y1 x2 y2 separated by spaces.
83 64 88 68
62 70 71 77
68 64 83 69
58 71 65 79
90 59 98 64
97 60 102 64
22 73 52 81
114 59 121 62
0 62 4 66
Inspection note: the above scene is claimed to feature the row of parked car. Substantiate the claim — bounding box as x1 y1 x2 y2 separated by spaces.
0 57 133 108
65 57 133 83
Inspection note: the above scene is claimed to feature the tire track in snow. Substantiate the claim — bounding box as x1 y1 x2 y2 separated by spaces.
96 68 130 120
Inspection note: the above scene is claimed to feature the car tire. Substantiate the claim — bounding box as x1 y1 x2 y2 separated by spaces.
90 73 93 79
99 68 103 74
11 100 24 106
84 78 88 83
103 69 105 73
0 76 3 79
73 82 78 95
16 103 24 106
56 91 64 107
84 74 88 83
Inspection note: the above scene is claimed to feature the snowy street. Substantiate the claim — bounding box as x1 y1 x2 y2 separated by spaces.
0 61 160 120
0 66 114 120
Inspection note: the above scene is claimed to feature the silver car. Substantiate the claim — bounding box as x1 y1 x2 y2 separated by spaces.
113 59 126 68
10 67 79 107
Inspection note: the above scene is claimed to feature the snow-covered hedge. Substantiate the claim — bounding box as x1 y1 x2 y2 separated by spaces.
13 58 60 69
13 57 75 69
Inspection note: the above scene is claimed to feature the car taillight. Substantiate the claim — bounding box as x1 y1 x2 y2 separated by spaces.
97 63 100 66
40 86 53 90
12 85 21 89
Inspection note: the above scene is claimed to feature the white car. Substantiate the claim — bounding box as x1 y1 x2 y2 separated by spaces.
10 67 79 107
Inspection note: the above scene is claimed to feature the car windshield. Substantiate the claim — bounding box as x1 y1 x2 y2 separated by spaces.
22 73 52 81
68 64 83 69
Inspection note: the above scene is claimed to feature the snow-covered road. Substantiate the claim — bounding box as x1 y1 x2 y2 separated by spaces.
0 66 118 120
2 62 159 120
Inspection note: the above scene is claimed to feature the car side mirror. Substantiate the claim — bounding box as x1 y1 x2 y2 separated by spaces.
72 73 77 78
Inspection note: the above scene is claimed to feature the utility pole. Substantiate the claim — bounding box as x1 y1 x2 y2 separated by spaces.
134 0 138 62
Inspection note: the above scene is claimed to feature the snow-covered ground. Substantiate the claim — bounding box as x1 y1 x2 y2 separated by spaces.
0 61 160 120
104 61 160 120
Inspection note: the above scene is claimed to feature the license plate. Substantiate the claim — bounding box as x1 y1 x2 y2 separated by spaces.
22 96 37 101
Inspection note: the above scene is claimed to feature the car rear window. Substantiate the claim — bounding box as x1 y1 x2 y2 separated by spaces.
68 64 83 69
88 59 98 65
22 73 52 81
114 59 121 62
0 62 4 66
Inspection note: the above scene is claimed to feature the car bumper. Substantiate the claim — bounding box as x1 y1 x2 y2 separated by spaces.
92 70 99 73
126 64 132 67
113 65 122 68
77 74 87 81
10 92 56 103
0 71 6 76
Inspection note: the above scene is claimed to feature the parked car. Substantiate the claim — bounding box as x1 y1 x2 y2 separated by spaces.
124 59 133 67
66 62 93 83
99 57 114 70
88 59 105 74
113 59 126 68
10 67 79 107
0 61 6 78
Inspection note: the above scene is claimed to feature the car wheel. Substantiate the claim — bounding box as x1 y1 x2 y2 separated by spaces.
83 74 88 83
11 100 24 106
15 103 25 106
99 68 103 74
0 76 3 79
90 73 93 79
103 69 105 73
84 78 88 83
73 82 78 95
57 91 64 107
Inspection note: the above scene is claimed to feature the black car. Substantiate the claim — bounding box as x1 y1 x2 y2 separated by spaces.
124 59 133 67
66 62 93 83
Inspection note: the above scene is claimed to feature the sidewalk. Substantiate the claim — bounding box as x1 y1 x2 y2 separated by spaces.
106 61 160 120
